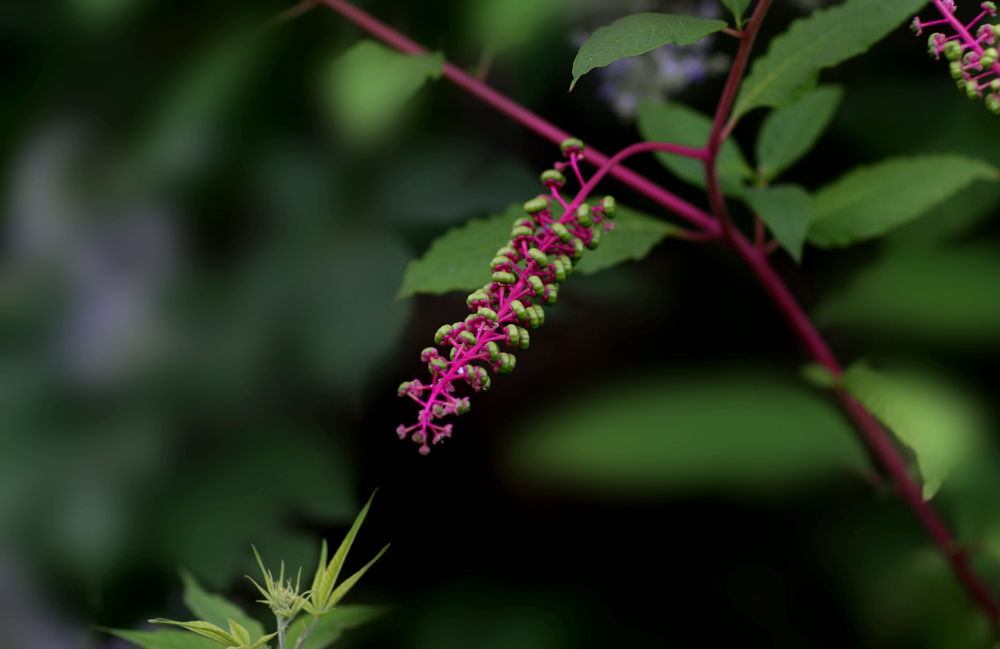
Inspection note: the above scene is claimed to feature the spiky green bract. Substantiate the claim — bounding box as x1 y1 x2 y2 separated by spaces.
247 547 308 623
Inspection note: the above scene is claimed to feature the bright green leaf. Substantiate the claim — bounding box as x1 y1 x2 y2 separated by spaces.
636 101 752 197
743 184 813 262
313 491 377 612
149 619 238 646
733 0 928 119
322 544 389 613
397 203 675 298
571 13 727 90
227 621 250 647
841 361 981 500
721 0 752 27
471 0 568 54
816 246 1000 344
840 364 978 501
180 571 265 641
807 154 997 248
104 629 221 649
756 85 843 181
299 605 388 649
504 371 867 496
324 40 444 142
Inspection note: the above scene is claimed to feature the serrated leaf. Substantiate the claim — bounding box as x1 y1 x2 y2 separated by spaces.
733 0 929 120
637 101 752 197
756 85 843 181
743 184 813 262
571 13 726 90
323 40 443 142
816 246 1000 344
504 371 867 496
149 620 239 646
180 571 265 641
721 0 751 26
228 621 250 646
313 491 376 612
807 154 997 248
321 544 389 613
397 202 674 298
299 605 388 649
841 361 980 500
104 629 221 649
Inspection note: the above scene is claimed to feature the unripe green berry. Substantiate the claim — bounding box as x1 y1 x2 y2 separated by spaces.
434 324 452 344
486 341 500 363
587 226 602 250
512 226 534 238
552 259 566 283
557 255 573 275
544 284 558 305
945 40 963 61
950 61 964 79
576 204 594 227
465 313 478 325
490 256 510 270
526 306 540 329
429 357 448 373
510 299 527 322
467 291 488 306
601 196 617 219
478 307 499 322
983 47 998 67
527 247 549 267
540 169 566 186
572 239 585 260
459 330 477 345
532 304 545 326
560 138 585 155
496 246 517 258
523 196 549 214
450 347 458 360
967 80 980 99
528 275 545 296
517 326 530 349
498 352 516 374
505 323 520 347
493 271 517 284
550 223 571 243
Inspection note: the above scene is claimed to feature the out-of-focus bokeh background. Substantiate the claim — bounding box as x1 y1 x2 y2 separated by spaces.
3 0 1000 646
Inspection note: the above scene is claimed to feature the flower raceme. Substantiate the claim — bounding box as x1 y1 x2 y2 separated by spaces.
396 139 616 455
915 0 1000 112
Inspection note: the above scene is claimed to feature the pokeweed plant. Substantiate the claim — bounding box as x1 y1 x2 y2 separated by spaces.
317 0 1000 637
105 494 388 649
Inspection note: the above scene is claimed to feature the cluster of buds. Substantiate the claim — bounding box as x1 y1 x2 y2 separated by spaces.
914 0 1000 113
396 138 616 454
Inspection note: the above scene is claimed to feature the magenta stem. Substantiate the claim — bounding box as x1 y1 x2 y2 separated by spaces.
320 0 1000 630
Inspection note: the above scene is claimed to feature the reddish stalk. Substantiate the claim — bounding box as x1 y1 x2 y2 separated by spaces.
318 0 1000 630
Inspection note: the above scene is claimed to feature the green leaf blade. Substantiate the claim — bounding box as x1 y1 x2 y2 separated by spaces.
721 0 751 26
321 544 389 613
503 371 867 496
755 85 843 181
807 154 997 248
743 184 813 262
636 101 751 196
323 40 444 142
841 361 981 500
733 0 929 119
104 629 222 649
180 571 265 641
397 202 677 298
571 13 726 90
149 620 238 646
314 492 376 612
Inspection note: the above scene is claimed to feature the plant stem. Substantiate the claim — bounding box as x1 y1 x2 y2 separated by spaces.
318 0 1000 631
292 617 319 649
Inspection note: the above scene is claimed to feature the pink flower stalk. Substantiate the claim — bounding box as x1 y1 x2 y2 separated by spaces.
915 0 1000 112
396 138 616 455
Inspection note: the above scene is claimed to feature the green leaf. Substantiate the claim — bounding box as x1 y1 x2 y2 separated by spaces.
228 621 250 647
149 620 239 646
323 40 444 142
299 605 388 649
816 246 1000 344
471 0 569 54
721 0 751 26
571 13 727 90
732 0 929 120
321 544 389 613
841 361 981 500
755 85 843 181
636 101 752 197
742 184 813 262
313 491 376 612
104 629 221 649
503 370 867 496
807 154 997 248
180 571 265 641
397 202 674 298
